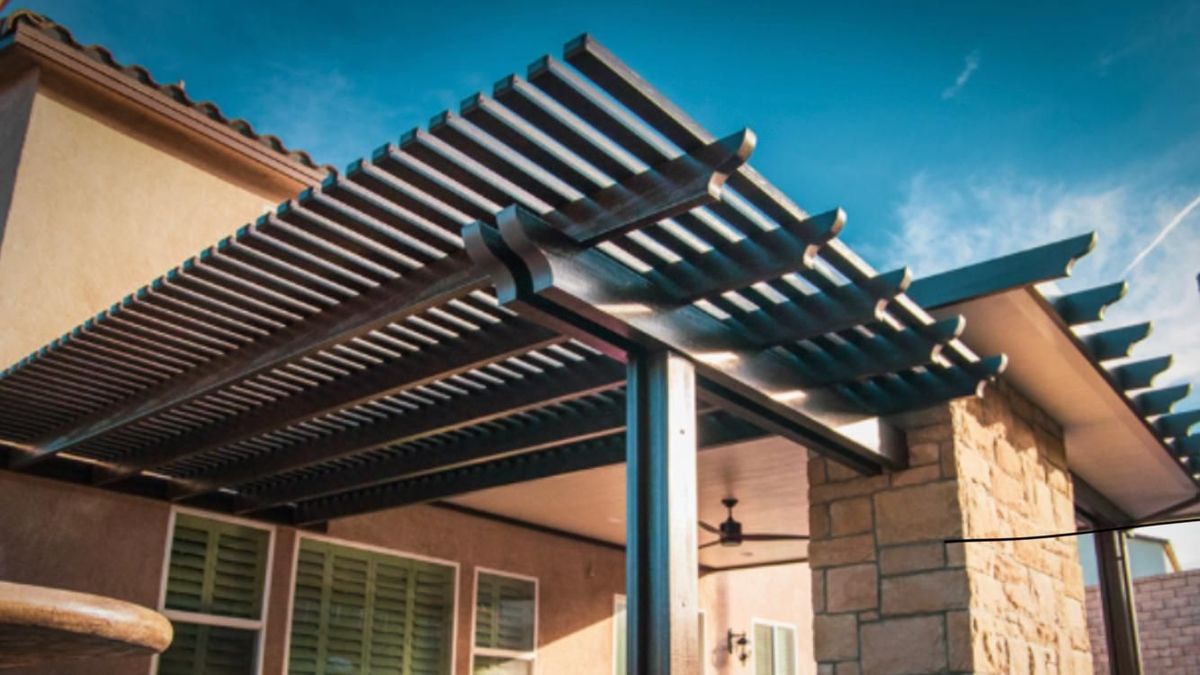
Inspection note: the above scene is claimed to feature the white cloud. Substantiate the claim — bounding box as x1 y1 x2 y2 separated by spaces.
874 168 1200 566
872 170 1200 395
941 49 981 100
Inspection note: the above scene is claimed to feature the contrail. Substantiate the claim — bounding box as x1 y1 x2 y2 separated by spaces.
1123 192 1200 275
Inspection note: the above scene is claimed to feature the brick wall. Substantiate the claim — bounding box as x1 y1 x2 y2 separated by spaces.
808 381 1092 674
1085 568 1200 674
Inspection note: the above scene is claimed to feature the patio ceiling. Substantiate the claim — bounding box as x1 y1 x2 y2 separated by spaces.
908 238 1200 518
3 32 1168 529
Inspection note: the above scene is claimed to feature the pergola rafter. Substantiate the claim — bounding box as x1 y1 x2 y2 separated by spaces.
1 33 1011 525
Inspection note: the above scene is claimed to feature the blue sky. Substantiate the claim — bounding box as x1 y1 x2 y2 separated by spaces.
14 2 1200 556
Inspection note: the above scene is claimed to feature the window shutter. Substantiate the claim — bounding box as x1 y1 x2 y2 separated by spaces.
165 513 268 619
289 539 454 675
754 623 774 674
159 622 258 675
474 573 535 652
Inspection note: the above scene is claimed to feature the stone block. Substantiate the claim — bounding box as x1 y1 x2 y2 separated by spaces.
874 481 963 545
827 563 878 612
812 568 826 613
810 503 831 539
813 613 859 662
811 474 890 504
830 497 872 536
834 663 860 675
890 464 941 487
861 615 946 675
946 610 973 671
827 460 862 483
879 542 945 576
908 441 940 467
810 534 876 569
881 569 969 616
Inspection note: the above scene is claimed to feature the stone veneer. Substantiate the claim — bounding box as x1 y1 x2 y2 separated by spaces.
808 381 1092 674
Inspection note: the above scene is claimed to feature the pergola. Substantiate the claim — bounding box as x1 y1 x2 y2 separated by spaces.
1 32 1196 674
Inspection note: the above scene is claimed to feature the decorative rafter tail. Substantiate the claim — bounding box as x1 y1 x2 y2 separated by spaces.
1051 281 1128 326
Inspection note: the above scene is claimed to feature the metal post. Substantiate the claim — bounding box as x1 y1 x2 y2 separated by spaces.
1094 530 1143 675
626 350 700 675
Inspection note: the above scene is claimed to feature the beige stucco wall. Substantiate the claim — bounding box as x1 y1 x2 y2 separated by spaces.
0 471 171 675
0 468 818 675
699 564 816 674
0 75 298 367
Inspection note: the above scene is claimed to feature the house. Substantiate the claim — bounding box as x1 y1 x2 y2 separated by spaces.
0 9 1197 675
1079 533 1181 586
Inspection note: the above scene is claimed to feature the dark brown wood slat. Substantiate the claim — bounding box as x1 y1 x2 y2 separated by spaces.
15 253 489 466
429 110 579 206
460 92 604 195
172 355 625 501
528 55 673 166
290 409 761 526
493 75 639 183
544 130 755 246
97 319 562 485
238 396 628 512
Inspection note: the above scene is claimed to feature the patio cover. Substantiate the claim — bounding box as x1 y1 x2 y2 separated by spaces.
0 30 1194 527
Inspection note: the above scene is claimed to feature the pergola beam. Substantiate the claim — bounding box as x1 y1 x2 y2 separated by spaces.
97 320 562 485
290 407 760 526
15 252 489 466
1083 323 1153 362
172 356 626 500
239 396 629 512
906 233 1097 309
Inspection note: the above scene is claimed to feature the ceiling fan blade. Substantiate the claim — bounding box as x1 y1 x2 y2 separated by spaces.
699 521 721 534
699 539 724 549
741 533 810 542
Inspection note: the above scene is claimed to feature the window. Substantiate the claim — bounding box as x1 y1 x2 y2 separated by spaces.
612 596 705 674
473 569 538 675
753 621 797 675
288 537 457 675
156 511 273 675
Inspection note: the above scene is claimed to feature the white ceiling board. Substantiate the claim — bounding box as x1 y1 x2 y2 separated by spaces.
937 288 1196 518
447 435 811 567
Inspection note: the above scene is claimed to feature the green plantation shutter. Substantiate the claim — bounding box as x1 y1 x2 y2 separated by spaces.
474 573 535 651
614 598 627 675
165 513 269 618
159 622 258 675
289 539 454 675
754 623 774 674
159 514 269 675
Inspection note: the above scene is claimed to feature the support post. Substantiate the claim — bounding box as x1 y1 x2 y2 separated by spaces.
1094 530 1143 675
626 350 700 675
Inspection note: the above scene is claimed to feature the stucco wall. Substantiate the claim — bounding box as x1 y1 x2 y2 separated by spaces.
0 471 171 675
699 564 816 674
0 76 298 367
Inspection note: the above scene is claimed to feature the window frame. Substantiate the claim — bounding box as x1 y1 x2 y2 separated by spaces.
612 595 706 674
280 531 461 675
751 618 799 675
470 566 540 674
152 506 277 675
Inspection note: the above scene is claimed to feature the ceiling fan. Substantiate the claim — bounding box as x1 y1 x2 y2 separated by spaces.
699 498 810 549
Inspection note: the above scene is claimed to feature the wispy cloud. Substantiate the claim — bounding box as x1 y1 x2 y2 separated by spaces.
1123 192 1200 275
941 49 981 100
871 169 1200 403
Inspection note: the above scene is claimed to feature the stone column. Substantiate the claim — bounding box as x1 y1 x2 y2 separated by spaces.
808 382 1093 674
